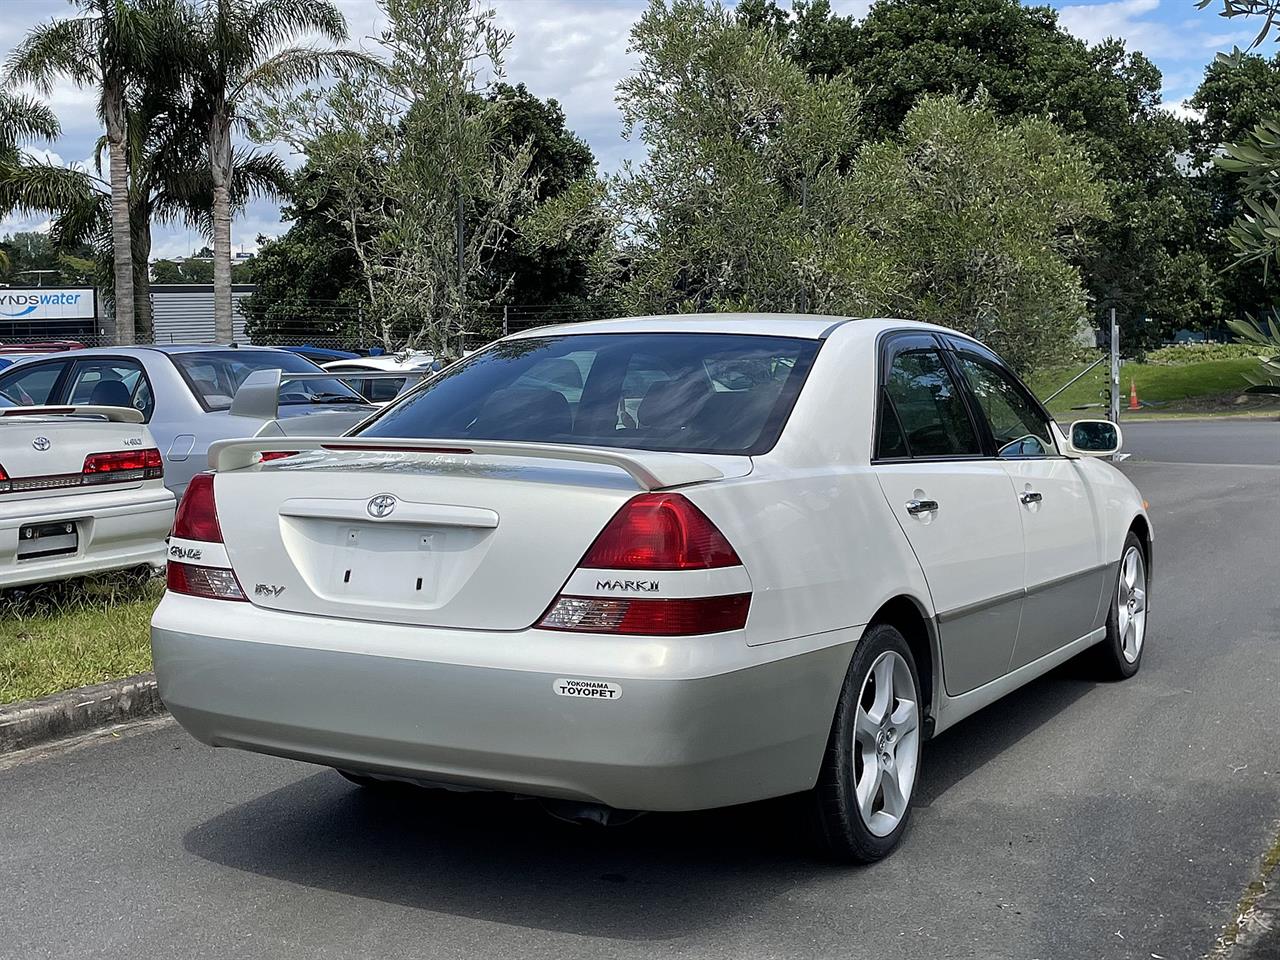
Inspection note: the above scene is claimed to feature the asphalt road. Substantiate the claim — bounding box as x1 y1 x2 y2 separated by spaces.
1119 417 1280 465
3 421 1279 960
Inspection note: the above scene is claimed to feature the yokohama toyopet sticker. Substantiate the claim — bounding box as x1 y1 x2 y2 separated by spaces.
553 678 623 701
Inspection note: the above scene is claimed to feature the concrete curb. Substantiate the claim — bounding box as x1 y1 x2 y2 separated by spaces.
0 673 166 754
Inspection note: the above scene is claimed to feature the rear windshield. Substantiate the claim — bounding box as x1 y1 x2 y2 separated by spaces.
357 333 820 456
170 350 366 411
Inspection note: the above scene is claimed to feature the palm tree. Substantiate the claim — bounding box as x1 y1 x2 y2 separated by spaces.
183 0 374 342
53 90 286 339
4 0 171 345
0 90 98 252
0 91 61 174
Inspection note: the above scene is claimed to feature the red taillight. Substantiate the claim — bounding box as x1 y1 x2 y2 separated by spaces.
258 450 298 462
538 594 751 635
166 561 247 601
579 493 741 570
166 474 245 600
172 473 223 542
537 494 750 636
82 447 163 482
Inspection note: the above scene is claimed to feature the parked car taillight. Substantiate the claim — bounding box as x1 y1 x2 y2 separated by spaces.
172 473 223 542
0 464 8 493
578 492 742 570
167 472 246 602
82 448 163 483
537 493 750 636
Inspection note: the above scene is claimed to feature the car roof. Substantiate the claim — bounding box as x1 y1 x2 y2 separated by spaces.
326 355 434 371
5 344 305 361
505 313 965 341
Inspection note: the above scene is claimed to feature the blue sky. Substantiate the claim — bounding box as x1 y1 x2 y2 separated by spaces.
0 0 1265 257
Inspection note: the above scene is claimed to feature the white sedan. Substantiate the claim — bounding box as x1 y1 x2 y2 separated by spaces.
1 400 174 589
151 314 1150 862
322 352 440 404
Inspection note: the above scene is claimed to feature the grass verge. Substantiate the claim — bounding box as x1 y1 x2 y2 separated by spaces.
0 571 162 706
1030 358 1278 419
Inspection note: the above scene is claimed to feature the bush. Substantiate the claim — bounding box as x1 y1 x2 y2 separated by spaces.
1144 342 1265 365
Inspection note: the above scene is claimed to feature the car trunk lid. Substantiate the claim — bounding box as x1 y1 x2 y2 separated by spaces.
211 443 748 629
0 407 154 502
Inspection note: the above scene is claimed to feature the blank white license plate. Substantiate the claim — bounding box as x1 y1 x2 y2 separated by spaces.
327 524 442 603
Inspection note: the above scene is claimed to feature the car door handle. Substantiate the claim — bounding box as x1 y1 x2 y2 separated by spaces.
905 498 939 515
1020 490 1043 505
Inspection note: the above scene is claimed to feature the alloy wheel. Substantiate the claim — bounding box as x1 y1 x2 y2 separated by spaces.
852 650 920 837
1117 545 1147 664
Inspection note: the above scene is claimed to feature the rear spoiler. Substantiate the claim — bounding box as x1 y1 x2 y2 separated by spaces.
229 368 431 421
1 404 145 424
207 437 725 491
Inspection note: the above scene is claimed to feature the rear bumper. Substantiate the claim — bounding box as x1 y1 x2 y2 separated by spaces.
0 487 173 589
151 593 856 811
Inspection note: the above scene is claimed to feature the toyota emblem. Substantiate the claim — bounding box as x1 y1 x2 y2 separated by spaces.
32 436 51 451
367 494 397 518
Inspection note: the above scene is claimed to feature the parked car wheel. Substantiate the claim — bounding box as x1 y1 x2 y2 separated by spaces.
1094 532 1148 680
809 623 922 863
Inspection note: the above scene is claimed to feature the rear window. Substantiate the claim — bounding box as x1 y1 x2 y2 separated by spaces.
170 350 365 411
358 333 820 456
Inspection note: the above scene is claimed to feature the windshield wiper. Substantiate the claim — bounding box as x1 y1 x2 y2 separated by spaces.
282 393 369 405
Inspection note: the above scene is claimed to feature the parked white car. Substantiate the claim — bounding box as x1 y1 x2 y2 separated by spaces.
322 352 440 404
1 400 174 590
151 315 1150 862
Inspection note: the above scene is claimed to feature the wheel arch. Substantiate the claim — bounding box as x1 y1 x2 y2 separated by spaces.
1128 513 1152 561
1126 512 1153 601
868 594 939 737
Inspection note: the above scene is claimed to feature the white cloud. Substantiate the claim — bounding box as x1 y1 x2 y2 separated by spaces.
1163 98 1204 122
1057 0 1254 59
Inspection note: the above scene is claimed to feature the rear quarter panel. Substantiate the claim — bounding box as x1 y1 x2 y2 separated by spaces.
682 321 934 647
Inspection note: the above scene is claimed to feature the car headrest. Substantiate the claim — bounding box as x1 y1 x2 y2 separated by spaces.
89 379 132 408
472 386 572 440
532 358 583 391
638 379 708 428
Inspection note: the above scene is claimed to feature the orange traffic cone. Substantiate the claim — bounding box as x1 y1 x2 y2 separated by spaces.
1128 378 1140 411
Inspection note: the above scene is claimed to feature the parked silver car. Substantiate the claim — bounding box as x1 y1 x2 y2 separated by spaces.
0 345 376 495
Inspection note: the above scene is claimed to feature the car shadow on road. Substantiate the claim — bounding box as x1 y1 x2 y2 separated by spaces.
182 659 1100 941
917 657 1099 805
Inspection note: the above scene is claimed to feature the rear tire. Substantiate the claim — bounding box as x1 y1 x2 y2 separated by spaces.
808 623 923 863
1093 531 1148 681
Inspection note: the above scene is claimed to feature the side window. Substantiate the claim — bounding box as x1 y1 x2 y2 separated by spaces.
0 361 68 406
879 347 981 458
875 387 909 459
67 359 154 420
365 377 405 403
953 354 1055 458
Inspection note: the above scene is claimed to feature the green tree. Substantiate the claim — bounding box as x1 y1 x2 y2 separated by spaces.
613 0 865 314
1187 51 1280 326
253 0 582 353
846 98 1106 372
0 231 98 285
743 0 1193 345
247 78 603 346
180 0 373 343
5 0 176 344
608 1 1104 371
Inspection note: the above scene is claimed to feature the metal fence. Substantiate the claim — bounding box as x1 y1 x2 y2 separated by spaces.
0 288 602 353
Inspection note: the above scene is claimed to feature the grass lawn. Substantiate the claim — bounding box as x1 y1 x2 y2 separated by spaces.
1029 357 1273 419
0 572 162 705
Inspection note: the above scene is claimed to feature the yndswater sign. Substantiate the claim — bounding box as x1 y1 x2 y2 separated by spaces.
0 289 95 321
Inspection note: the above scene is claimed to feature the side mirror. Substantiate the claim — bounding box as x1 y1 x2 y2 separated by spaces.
1067 419 1122 457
